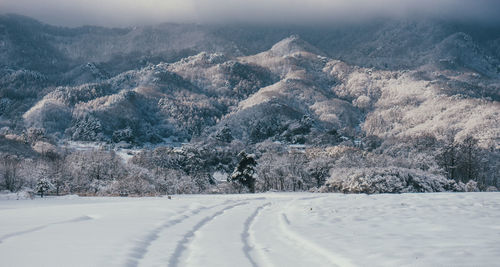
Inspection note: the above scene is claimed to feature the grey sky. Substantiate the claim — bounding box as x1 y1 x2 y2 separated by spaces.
1 0 499 26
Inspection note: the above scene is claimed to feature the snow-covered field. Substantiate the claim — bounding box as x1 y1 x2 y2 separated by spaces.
1 193 499 267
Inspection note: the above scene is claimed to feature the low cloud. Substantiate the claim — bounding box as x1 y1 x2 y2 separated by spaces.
1 0 499 26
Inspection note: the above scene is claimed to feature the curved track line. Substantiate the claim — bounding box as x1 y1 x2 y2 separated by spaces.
125 201 233 267
279 212 355 267
168 201 249 267
298 195 328 201
241 202 272 267
0 216 93 244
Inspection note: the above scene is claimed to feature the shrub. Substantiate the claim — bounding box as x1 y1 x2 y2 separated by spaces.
322 167 463 194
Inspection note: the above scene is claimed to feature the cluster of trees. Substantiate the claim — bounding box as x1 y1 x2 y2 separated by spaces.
1 126 498 197
0 147 204 196
437 135 490 185
323 167 473 194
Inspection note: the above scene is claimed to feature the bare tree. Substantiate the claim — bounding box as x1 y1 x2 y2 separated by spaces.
0 155 20 192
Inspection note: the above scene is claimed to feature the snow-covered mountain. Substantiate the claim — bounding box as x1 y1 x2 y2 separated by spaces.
1 14 499 194
1 14 499 145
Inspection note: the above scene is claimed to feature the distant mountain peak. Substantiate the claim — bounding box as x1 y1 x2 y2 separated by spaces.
426 31 500 77
269 35 325 57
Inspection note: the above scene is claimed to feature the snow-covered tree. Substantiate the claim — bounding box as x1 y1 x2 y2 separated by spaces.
323 167 463 194
70 115 102 141
436 135 459 181
465 180 479 192
0 155 20 192
36 178 52 198
307 156 333 187
457 135 480 183
229 151 257 193
112 127 134 143
215 124 233 143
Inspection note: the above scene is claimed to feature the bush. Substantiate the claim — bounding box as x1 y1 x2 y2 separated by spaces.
486 186 498 192
465 180 479 192
322 167 464 194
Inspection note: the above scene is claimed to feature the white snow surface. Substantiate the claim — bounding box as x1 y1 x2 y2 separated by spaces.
1 193 499 267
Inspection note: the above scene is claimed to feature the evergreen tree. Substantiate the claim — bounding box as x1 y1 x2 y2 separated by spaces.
36 178 51 198
215 124 233 143
229 151 257 193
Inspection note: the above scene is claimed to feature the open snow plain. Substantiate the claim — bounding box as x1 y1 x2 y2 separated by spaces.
1 193 500 267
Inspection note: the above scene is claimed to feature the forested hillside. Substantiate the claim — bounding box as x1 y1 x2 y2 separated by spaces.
1 14 499 195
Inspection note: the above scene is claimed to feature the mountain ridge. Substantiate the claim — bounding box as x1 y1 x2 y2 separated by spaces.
1 14 499 194
0 17 497 149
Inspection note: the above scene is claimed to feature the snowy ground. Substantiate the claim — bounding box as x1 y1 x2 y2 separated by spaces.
1 193 499 267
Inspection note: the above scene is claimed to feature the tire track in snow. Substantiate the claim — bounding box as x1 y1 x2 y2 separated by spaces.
0 215 93 244
278 212 355 267
281 213 291 225
125 200 233 267
241 202 272 267
298 195 328 201
168 201 249 267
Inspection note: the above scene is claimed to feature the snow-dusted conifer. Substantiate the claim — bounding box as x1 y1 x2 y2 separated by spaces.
229 151 257 193
36 178 52 198
215 124 233 143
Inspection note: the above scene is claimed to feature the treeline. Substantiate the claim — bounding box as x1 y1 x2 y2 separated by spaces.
1 128 499 197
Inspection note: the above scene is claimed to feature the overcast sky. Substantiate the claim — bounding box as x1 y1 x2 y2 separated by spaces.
1 0 500 27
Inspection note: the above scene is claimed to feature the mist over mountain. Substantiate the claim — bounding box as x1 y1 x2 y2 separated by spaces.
0 13 499 195
2 0 500 26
